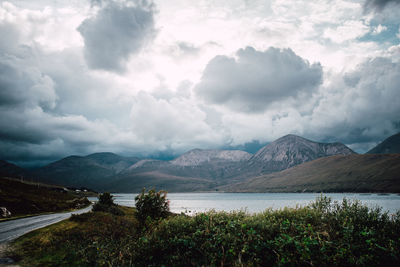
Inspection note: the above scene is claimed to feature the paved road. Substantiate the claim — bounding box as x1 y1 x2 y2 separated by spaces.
0 206 92 244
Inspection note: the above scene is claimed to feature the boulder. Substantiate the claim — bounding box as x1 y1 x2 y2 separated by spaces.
0 207 11 218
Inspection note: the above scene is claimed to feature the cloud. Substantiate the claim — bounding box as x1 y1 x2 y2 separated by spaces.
308 56 400 146
323 20 370 43
77 0 156 72
0 56 57 110
195 46 322 113
364 0 400 12
371 24 387 35
1 0 400 165
130 92 225 151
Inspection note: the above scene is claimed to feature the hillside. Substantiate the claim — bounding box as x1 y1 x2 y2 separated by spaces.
367 132 400 154
0 135 374 193
0 177 90 218
106 171 216 193
32 153 140 190
108 149 252 192
170 149 251 166
0 159 27 179
222 154 400 193
240 134 355 177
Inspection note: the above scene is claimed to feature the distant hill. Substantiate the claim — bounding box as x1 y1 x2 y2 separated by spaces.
106 171 217 193
0 135 370 193
31 153 140 190
74 137 355 193
222 154 400 193
170 149 251 166
109 149 252 192
367 132 400 154
0 159 27 179
241 134 355 177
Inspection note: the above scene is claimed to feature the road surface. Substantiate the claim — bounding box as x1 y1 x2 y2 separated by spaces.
0 206 92 244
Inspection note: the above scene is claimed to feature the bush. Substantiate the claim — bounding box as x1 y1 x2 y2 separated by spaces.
98 192 114 206
135 188 169 224
11 196 400 266
93 192 124 216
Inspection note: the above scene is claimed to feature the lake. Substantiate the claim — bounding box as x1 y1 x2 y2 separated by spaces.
96 193 400 215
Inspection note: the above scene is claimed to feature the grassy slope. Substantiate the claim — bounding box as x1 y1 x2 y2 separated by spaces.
0 177 91 219
10 206 138 266
222 154 400 193
9 198 400 266
107 171 217 193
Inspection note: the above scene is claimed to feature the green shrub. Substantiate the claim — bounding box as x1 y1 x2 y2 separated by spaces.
133 197 400 266
11 196 400 266
134 188 169 224
93 192 124 216
98 192 114 206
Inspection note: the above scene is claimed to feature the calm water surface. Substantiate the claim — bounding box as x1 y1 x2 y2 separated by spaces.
95 193 400 215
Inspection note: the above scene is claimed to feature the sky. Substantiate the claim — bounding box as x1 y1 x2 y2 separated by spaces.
0 0 400 166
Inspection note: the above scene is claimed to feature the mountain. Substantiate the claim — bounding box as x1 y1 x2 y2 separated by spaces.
0 159 27 179
32 153 140 190
367 132 400 154
170 149 251 166
242 134 355 176
108 149 252 192
1 135 360 192
222 154 400 193
106 171 216 193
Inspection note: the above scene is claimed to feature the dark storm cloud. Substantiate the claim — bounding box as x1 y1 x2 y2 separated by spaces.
307 56 400 151
364 0 400 11
78 0 156 72
0 56 57 110
0 34 123 164
195 46 322 113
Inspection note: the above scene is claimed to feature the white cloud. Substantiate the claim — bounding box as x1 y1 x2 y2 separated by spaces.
0 0 399 165
323 20 370 43
196 46 322 113
371 24 387 35
130 91 226 151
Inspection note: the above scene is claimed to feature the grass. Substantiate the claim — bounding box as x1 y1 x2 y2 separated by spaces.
9 196 400 266
0 177 91 220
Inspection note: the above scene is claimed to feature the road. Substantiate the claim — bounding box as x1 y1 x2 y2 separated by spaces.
0 206 92 244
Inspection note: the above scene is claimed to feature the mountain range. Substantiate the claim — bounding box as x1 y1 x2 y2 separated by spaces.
222 154 400 193
1 132 399 193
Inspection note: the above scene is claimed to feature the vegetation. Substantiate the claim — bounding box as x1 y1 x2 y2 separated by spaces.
92 192 124 216
134 188 169 224
9 195 400 266
0 177 91 219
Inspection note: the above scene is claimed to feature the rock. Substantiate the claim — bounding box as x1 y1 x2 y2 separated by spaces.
0 207 11 218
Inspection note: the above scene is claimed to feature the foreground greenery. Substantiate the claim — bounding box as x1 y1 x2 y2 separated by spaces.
10 195 400 266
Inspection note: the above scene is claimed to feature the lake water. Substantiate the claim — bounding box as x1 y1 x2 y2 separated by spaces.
95 193 400 215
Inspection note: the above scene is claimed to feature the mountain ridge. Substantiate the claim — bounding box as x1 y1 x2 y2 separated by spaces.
221 154 400 193
367 132 400 154
0 134 367 192
243 134 355 177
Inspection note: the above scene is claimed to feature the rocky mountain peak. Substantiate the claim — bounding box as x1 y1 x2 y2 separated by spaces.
170 149 252 166
249 134 355 173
